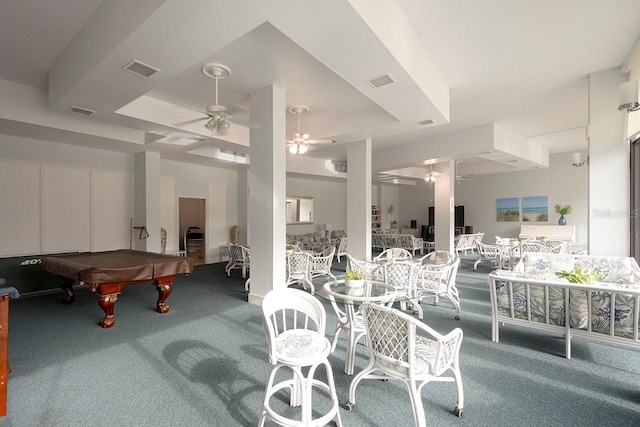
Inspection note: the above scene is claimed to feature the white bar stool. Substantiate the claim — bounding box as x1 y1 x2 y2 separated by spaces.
260 288 342 427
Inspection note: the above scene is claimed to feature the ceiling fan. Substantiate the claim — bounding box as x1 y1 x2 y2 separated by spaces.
175 63 248 135
201 63 233 135
455 160 474 184
286 105 335 154
424 164 438 182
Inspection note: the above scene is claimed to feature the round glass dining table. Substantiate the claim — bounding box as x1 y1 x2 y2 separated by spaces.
322 279 397 304
318 279 397 375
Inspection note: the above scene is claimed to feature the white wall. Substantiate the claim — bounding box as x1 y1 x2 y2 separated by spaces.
286 176 347 236
0 135 240 257
380 185 400 229
399 182 433 231
0 136 135 257
400 151 589 244
588 68 629 256
160 160 239 251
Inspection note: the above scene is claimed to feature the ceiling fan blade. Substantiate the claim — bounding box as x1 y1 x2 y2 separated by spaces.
306 138 334 145
225 104 249 116
175 116 208 126
231 117 261 130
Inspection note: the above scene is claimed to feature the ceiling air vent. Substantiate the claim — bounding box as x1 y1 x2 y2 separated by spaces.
68 106 95 116
122 60 161 78
417 119 434 126
220 148 247 158
366 73 396 88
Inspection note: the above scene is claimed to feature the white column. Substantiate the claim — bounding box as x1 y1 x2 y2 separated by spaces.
347 139 372 260
237 168 249 246
134 151 161 252
434 160 454 253
247 84 287 304
588 68 628 256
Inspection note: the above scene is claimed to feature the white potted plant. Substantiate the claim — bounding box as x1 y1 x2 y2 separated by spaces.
286 244 294 255
344 269 364 288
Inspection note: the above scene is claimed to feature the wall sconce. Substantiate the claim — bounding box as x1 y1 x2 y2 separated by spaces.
618 80 640 113
572 153 589 167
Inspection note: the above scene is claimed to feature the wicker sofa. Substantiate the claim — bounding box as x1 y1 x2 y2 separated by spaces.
286 232 330 252
488 253 640 358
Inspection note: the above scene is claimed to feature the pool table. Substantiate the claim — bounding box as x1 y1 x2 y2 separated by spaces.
42 250 194 328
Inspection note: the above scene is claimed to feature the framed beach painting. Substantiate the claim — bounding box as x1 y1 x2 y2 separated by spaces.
496 197 519 222
522 196 548 222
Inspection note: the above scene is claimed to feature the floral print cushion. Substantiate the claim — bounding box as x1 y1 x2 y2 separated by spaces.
574 256 640 285
522 254 575 275
590 292 638 338
276 329 328 359
378 336 438 376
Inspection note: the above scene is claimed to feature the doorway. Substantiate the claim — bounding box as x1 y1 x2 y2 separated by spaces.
179 197 206 265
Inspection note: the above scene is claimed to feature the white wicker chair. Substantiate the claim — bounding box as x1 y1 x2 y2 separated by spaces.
568 242 588 255
310 246 336 282
346 303 464 426
371 233 384 251
346 254 382 281
380 261 422 319
374 248 413 263
335 238 348 263
225 243 250 278
542 239 569 253
418 253 462 320
260 288 342 427
509 241 544 268
473 241 501 270
286 252 315 294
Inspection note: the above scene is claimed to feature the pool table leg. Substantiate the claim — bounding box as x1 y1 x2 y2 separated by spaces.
154 276 174 314
60 277 76 304
98 294 119 328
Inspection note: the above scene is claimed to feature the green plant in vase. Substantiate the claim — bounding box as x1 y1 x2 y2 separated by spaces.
345 269 364 288
554 204 572 225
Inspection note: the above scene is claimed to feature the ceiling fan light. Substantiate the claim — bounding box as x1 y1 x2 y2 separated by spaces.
221 121 230 129
204 119 215 131
289 144 298 154
298 143 308 154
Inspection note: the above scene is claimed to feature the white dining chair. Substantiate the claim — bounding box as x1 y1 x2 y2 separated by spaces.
310 246 336 282
286 252 314 294
346 303 464 427
380 261 422 319
418 256 462 320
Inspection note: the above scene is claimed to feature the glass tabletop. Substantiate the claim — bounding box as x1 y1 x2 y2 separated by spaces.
319 279 397 304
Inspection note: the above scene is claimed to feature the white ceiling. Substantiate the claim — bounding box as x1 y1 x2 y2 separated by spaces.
0 0 639 180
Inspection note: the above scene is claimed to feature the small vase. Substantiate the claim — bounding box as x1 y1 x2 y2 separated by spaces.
345 279 364 288
558 215 566 226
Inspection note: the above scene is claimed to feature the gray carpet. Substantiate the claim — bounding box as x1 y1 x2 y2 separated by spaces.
2 254 640 426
